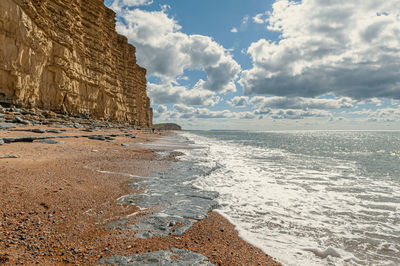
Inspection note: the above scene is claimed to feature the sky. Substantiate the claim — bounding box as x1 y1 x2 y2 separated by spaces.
105 0 400 130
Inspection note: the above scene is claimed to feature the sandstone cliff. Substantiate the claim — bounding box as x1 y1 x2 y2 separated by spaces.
0 0 152 127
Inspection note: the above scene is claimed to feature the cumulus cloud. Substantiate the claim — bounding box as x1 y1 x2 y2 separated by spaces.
345 107 400 122
148 82 219 106
228 96 249 107
113 8 241 107
110 0 153 12
154 104 234 120
253 13 267 24
152 104 167 118
174 104 234 119
270 109 331 120
240 0 400 100
231 27 238 33
250 96 355 110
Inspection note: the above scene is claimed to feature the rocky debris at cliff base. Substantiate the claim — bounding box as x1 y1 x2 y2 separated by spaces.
0 105 152 132
14 116 30 125
97 248 213 266
0 133 138 145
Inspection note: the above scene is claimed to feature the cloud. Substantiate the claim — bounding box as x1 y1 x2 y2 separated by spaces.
152 105 167 118
253 13 267 24
230 15 251 33
228 96 249 107
109 0 153 12
249 96 355 110
240 0 400 100
367 108 400 122
148 82 219 106
346 107 400 122
172 104 234 119
114 8 241 97
357 98 383 106
270 109 331 120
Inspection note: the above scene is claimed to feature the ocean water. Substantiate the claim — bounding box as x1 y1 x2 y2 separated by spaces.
177 130 400 266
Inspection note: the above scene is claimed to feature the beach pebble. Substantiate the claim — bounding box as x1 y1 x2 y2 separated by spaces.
46 129 63 134
0 154 19 159
88 135 106 141
32 128 46 133
0 123 16 129
15 116 30 125
33 139 60 144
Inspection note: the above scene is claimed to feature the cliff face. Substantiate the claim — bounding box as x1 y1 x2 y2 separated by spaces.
0 0 152 127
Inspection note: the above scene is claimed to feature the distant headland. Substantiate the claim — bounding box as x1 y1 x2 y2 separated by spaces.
154 123 182 131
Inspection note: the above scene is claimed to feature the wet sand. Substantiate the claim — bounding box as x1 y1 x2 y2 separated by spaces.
0 126 280 265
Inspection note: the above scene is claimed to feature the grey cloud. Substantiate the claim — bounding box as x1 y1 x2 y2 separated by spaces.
157 105 167 113
228 96 249 107
239 112 256 119
250 96 354 110
270 110 330 120
240 0 400 100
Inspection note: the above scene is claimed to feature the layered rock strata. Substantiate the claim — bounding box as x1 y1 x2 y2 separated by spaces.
0 0 152 127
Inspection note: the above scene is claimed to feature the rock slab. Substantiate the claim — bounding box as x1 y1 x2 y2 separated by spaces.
97 248 213 266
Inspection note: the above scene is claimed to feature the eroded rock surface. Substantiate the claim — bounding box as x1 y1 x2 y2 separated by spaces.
97 248 213 266
0 0 152 127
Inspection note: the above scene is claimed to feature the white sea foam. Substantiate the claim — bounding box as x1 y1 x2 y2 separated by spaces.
178 131 400 266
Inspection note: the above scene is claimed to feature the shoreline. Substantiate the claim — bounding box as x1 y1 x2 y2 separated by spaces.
0 122 280 265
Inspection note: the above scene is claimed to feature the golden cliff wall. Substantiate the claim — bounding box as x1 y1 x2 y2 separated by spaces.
0 0 152 127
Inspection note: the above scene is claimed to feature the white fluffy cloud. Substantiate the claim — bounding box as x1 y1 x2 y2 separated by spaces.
113 7 241 107
240 0 400 100
110 0 153 12
155 104 235 121
148 82 219 106
345 107 400 123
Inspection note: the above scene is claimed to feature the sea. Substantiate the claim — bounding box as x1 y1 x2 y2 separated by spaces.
175 130 400 266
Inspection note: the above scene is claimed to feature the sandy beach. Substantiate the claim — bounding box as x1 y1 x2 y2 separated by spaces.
0 124 280 265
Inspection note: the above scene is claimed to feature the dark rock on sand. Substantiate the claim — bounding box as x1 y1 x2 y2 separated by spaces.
46 129 63 134
33 139 61 144
88 135 106 141
97 248 213 266
0 154 19 159
0 123 16 129
15 116 30 125
113 161 219 238
32 128 46 134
